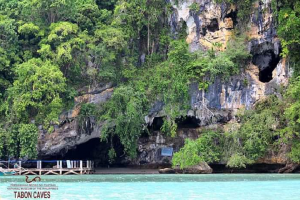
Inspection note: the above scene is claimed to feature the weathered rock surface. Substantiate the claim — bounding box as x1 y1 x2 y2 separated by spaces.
130 129 199 166
39 0 291 167
278 163 300 173
38 84 113 157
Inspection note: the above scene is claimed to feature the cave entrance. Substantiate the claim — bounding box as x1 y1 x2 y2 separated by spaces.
47 136 126 168
252 50 281 83
259 65 275 82
149 117 164 131
224 10 238 27
176 116 200 128
148 116 201 131
207 18 219 32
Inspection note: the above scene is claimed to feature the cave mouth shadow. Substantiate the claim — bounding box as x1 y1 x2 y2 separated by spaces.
259 65 276 82
148 116 201 131
45 136 126 168
252 50 281 83
207 18 219 32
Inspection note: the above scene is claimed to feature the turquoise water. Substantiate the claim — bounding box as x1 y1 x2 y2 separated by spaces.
1 174 300 200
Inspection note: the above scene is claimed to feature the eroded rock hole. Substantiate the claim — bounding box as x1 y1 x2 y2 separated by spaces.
201 27 207 36
207 18 219 32
224 10 238 27
252 50 281 83
149 116 200 130
149 117 164 131
176 116 200 128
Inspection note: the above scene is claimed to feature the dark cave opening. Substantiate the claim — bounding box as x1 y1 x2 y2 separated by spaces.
207 18 219 32
176 116 200 128
201 27 207 36
149 116 201 131
150 117 164 131
259 65 276 82
252 50 281 83
47 136 126 167
224 10 238 27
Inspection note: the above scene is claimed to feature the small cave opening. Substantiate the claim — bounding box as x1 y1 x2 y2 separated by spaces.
46 136 126 168
207 18 219 32
148 116 201 131
252 50 281 83
259 65 275 82
149 117 164 131
176 116 200 129
224 10 238 27
201 27 207 36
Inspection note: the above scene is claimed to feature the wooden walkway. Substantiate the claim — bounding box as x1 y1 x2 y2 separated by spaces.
1 160 94 175
12 167 93 175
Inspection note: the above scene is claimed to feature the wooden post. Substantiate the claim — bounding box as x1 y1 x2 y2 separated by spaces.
19 161 22 175
39 161 42 175
80 160 83 175
59 160 62 175
37 161 42 169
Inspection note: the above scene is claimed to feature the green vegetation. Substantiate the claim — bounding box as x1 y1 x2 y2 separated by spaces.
215 0 256 23
276 0 300 72
8 59 66 126
171 0 300 169
0 0 299 165
174 89 300 168
172 96 280 168
172 131 221 169
189 2 200 13
0 124 38 159
100 86 148 158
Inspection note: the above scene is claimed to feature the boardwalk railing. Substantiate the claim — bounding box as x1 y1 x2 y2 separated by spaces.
0 160 94 175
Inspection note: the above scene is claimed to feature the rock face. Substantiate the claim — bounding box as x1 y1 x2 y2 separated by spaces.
145 0 290 128
137 0 290 166
38 83 113 157
171 0 235 51
130 129 199 166
38 0 291 166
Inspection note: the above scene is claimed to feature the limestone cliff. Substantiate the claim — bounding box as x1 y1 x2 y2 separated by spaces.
38 0 291 168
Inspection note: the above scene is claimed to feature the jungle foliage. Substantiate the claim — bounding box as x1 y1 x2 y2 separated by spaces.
0 0 299 164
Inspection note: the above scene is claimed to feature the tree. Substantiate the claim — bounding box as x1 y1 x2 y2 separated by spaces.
172 131 221 169
8 58 66 126
277 0 300 73
0 124 38 159
0 15 19 94
100 85 148 158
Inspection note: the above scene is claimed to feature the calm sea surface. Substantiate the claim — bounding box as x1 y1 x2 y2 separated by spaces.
1 174 300 200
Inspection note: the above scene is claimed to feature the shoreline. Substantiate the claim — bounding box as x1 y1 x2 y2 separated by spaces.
94 168 159 174
94 167 300 174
